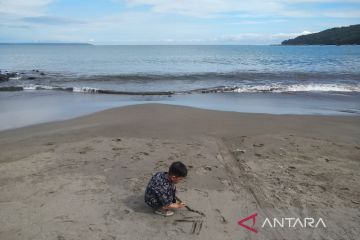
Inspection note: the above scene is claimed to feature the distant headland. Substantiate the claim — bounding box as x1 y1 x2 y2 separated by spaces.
281 24 360 45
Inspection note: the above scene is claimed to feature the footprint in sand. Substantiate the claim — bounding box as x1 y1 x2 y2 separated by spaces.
131 152 149 161
79 146 94 154
100 235 116 240
234 136 248 144
253 143 264 147
217 177 231 187
146 143 157 152
196 153 205 158
88 224 102 233
155 160 167 170
204 166 212 171
196 166 214 175
112 147 127 151
57 235 66 240
168 152 181 161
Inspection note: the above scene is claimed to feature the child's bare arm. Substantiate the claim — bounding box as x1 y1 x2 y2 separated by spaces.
163 202 186 209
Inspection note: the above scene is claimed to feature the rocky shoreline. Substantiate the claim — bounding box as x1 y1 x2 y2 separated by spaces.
0 69 47 82
0 71 17 82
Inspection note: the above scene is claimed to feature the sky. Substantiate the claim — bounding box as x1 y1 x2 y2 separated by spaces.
0 0 359 44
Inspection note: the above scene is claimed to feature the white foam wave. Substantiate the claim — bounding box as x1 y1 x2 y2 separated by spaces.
285 84 360 92
233 84 360 93
14 83 360 95
22 84 55 90
72 87 99 93
9 76 22 80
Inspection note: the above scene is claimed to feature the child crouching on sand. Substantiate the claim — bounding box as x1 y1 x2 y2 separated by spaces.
144 161 187 216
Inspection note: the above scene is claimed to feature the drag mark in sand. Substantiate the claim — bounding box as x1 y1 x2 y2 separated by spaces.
175 196 206 235
215 138 285 239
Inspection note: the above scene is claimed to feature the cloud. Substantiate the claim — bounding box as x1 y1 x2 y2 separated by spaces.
125 0 284 18
227 19 288 25
271 31 313 39
22 16 86 25
0 0 53 17
322 10 360 18
1 0 358 44
125 0 360 18
213 31 313 44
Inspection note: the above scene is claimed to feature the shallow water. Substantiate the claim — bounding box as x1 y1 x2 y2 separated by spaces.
0 91 359 131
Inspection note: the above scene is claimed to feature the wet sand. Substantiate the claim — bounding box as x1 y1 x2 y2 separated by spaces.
0 104 359 240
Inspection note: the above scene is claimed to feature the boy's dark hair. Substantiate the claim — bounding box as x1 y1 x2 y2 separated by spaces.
168 161 188 177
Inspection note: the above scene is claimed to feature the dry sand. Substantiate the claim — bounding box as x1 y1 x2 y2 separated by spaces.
0 104 359 240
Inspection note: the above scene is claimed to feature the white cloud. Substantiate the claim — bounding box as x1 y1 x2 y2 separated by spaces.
1 0 359 44
271 31 313 38
0 0 53 17
125 0 360 18
227 19 288 25
322 10 360 18
214 31 313 44
125 0 284 18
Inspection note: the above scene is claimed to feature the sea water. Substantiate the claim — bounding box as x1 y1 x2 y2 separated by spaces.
0 44 359 130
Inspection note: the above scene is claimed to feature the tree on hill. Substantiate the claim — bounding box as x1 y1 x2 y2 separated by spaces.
281 24 360 45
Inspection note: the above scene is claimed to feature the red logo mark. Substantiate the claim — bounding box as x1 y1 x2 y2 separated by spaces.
238 213 258 233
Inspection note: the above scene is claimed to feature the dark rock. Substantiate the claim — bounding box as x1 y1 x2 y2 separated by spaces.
0 71 18 81
0 86 23 91
0 74 9 82
6 72 17 78
27 76 37 80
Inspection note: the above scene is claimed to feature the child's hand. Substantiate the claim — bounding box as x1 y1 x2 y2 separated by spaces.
168 202 186 209
177 202 186 208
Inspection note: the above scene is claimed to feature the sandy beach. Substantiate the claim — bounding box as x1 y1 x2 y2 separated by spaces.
0 103 359 240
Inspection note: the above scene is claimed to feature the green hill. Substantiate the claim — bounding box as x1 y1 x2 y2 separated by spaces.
281 24 360 45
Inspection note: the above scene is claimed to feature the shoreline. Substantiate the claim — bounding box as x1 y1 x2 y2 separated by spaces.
1 102 359 137
1 91 360 132
1 104 359 239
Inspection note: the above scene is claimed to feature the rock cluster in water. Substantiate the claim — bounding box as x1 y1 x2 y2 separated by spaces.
0 71 17 82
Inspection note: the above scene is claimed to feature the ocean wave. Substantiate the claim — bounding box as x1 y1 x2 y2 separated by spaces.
230 84 360 93
9 76 22 80
0 84 175 95
77 71 360 82
73 87 99 93
0 83 359 94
